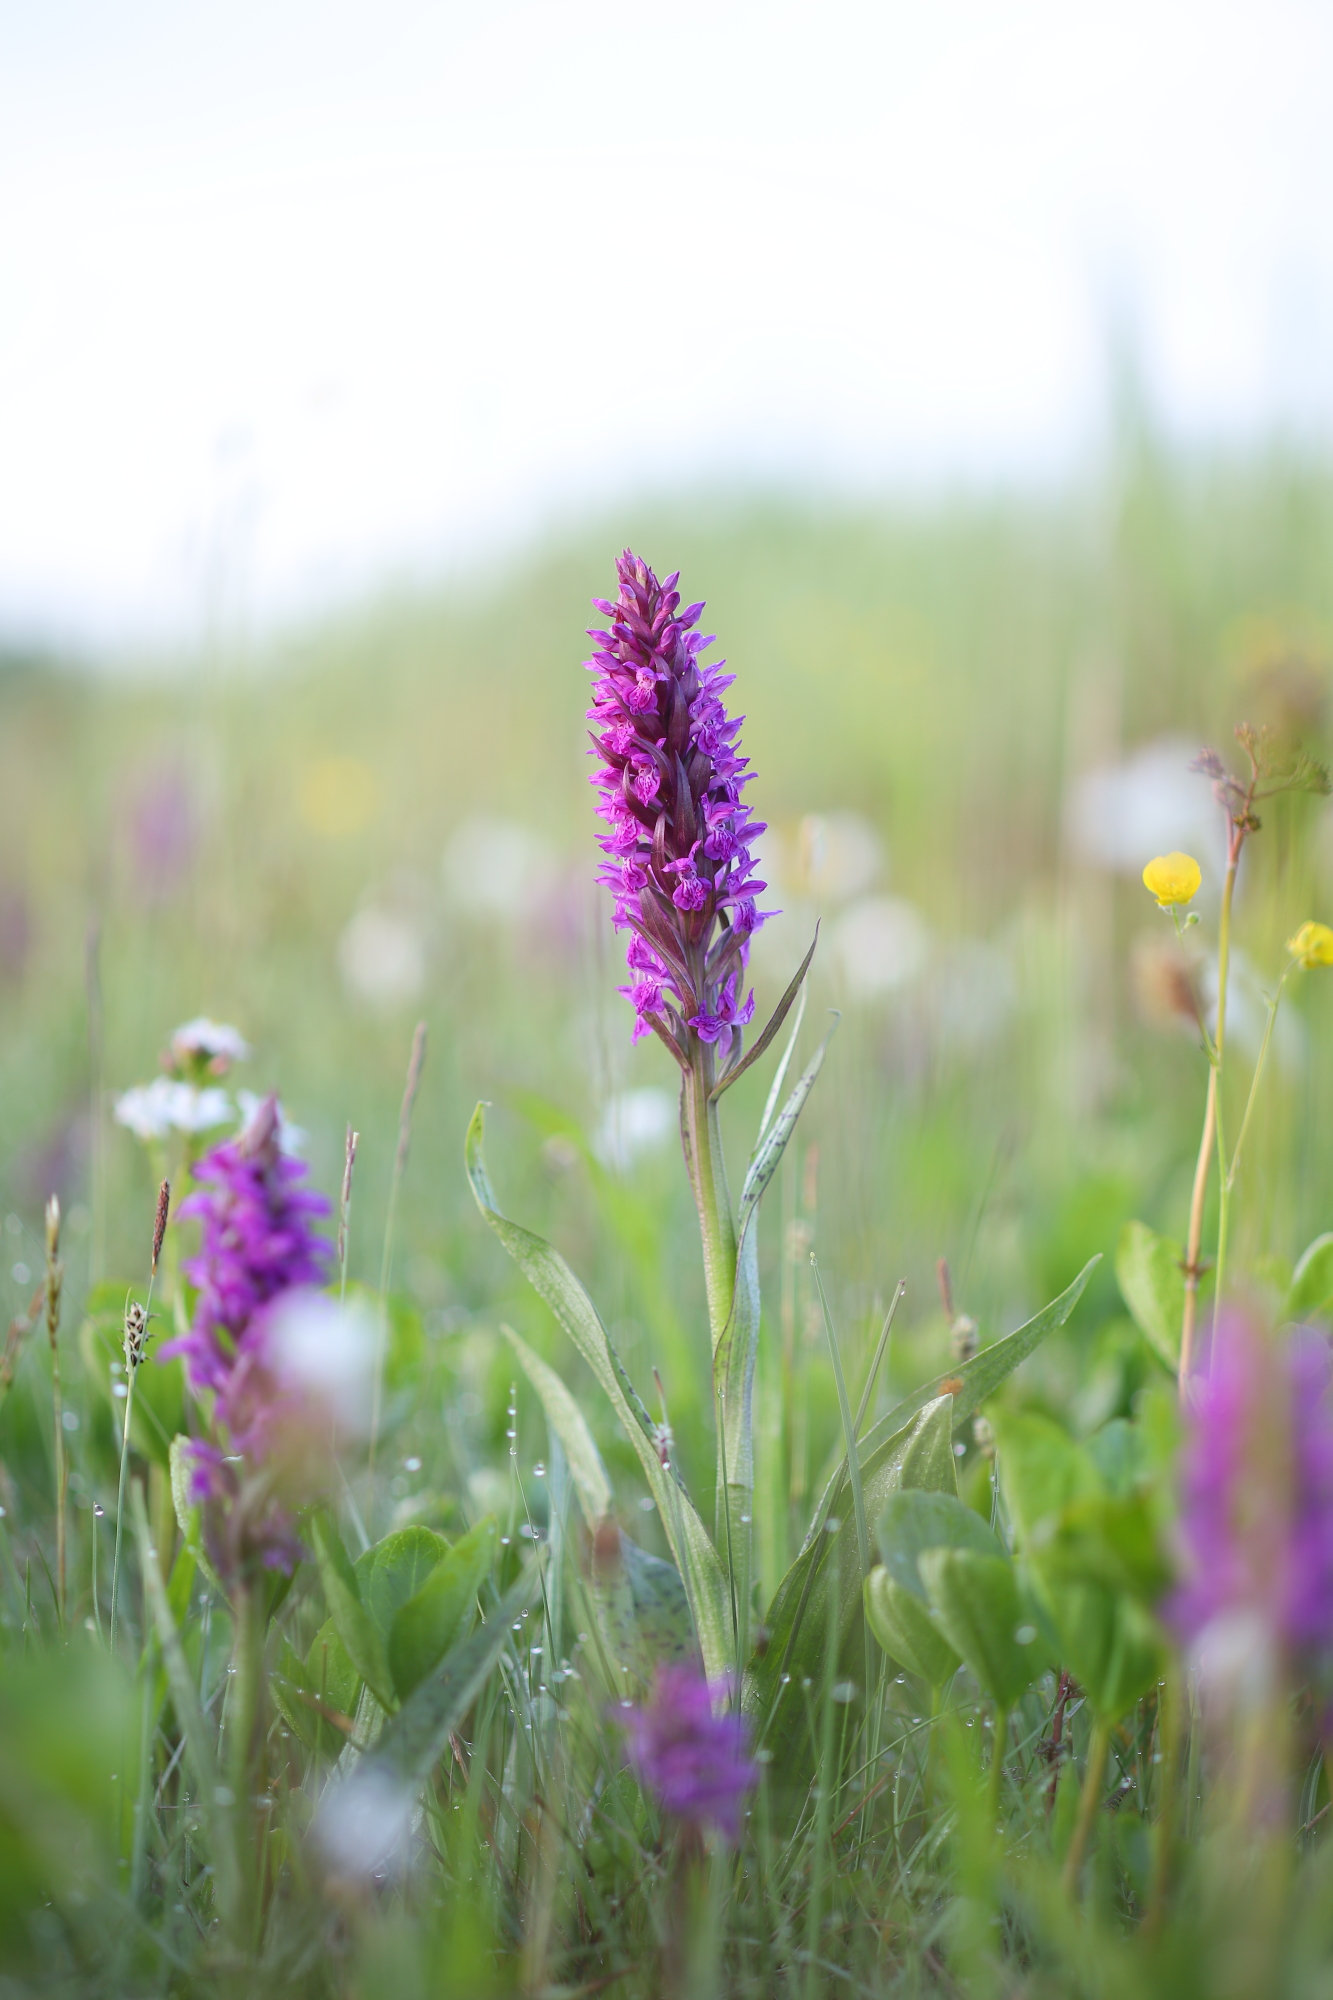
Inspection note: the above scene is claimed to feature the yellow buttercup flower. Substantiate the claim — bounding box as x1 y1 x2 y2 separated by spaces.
1288 920 1333 969
1142 852 1202 909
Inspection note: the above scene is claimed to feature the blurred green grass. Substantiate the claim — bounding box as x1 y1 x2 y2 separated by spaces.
4 433 1333 1553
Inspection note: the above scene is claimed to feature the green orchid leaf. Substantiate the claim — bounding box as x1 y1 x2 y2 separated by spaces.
1115 1220 1183 1369
500 1324 612 1529
389 1518 497 1702
918 1548 1045 1712
466 1103 731 1679
841 1259 1100 1504
593 1531 700 1686
710 927 820 1101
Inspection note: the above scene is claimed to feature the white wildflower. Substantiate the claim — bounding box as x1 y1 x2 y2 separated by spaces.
114 1077 233 1141
170 1017 252 1066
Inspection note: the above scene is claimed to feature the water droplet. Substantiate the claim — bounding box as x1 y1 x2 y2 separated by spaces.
403 1456 422 1472
953 1443 967 1458
825 1517 841 1535
740 1513 751 1525
93 1504 104 1518
1014 1624 1037 1645
112 1383 128 1399
505 1428 517 1440
533 1462 546 1478
500 1535 511 1546
638 1496 655 1512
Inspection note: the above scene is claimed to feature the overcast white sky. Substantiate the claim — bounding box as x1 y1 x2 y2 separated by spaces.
3 0 1333 650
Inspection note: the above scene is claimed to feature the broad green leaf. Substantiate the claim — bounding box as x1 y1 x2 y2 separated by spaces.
1083 1418 1147 1496
355 1527 450 1644
273 1620 362 1757
918 1548 1044 1711
864 1566 959 1686
466 1103 731 1679
388 1518 497 1702
875 1488 1004 1592
593 1531 699 1684
1286 1233 1333 1322
992 1411 1103 1545
355 1560 544 1792
748 1397 957 1778
1028 1492 1171 1605
1115 1220 1183 1369
500 1323 611 1528
845 1259 1100 1499
312 1512 394 1711
1028 1571 1163 1720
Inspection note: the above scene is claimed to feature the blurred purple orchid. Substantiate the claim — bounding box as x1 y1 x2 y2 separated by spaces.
620 1665 758 1843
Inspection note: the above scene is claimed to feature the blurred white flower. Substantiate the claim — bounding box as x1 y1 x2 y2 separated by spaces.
1066 737 1218 876
338 907 426 1006
114 1077 233 1141
316 1766 416 1878
442 815 556 921
267 1291 376 1437
593 1087 676 1170
829 896 929 999
169 1017 251 1066
790 811 884 903
235 1089 308 1156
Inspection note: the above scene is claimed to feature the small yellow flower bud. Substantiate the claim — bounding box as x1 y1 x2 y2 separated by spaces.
1142 852 1202 909
1287 920 1333 969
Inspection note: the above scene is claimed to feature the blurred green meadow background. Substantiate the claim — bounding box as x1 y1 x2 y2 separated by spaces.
4 427 1333 1579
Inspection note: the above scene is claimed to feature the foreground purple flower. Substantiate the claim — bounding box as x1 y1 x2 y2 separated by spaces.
586 553 773 1059
621 1665 759 1842
162 1093 330 1395
160 1092 332 1578
1168 1314 1333 1666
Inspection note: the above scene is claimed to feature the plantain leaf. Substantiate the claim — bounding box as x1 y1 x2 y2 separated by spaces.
358 1561 544 1791
918 1548 1045 1711
1116 1221 1183 1368
865 1567 959 1687
466 1105 731 1679
355 1528 450 1645
991 1410 1103 1544
388 1518 497 1702
500 1323 612 1528
1287 1233 1333 1322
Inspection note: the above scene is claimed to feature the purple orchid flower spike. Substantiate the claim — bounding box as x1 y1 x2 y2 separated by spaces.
586 552 782 1073
620 1664 759 1844
160 1090 333 1580
1168 1312 1333 1688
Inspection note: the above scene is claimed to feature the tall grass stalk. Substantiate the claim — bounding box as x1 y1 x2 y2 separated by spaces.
370 1020 426 1477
